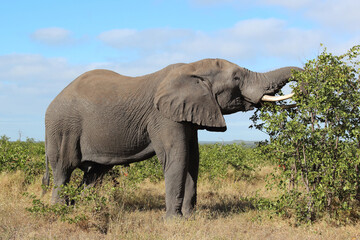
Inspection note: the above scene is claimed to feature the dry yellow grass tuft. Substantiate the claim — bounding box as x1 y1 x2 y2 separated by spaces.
1 168 360 240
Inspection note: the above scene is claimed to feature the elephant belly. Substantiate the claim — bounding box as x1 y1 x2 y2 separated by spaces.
79 125 155 165
81 143 156 165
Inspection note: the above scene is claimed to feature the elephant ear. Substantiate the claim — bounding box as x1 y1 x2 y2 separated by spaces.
154 71 226 132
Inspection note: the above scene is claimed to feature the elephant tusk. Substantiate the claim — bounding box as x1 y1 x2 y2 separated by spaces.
261 93 294 102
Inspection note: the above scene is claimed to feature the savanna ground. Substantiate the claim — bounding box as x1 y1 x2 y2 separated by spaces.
1 138 360 240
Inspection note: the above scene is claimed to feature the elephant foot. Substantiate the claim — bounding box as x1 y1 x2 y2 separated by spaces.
182 209 196 219
163 209 196 221
163 211 183 221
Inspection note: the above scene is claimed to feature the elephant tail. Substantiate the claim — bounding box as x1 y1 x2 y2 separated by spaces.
42 154 50 196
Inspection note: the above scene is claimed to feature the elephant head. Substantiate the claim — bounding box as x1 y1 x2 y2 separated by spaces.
154 58 301 131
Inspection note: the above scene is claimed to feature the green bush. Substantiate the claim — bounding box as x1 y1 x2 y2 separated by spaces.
0 135 45 183
252 45 360 223
125 156 163 183
199 143 258 182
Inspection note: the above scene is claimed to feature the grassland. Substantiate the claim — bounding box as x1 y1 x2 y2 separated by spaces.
1 138 360 239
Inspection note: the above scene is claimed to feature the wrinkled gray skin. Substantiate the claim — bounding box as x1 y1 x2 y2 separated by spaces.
43 59 301 218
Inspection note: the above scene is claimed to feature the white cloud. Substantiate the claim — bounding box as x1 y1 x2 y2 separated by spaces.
0 54 95 130
0 54 83 85
98 28 192 51
260 0 312 9
191 0 360 33
259 0 360 32
98 19 322 67
31 27 75 46
98 29 137 49
0 54 90 140
306 0 360 32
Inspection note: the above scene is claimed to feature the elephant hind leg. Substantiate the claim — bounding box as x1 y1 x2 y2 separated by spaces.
46 133 81 204
51 165 74 204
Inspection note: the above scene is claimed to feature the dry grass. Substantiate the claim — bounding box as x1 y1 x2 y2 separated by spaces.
1 168 360 240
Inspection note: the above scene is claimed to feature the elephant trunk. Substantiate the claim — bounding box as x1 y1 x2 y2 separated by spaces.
254 67 303 101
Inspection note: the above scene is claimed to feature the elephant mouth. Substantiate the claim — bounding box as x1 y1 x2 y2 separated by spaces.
220 97 254 114
236 97 256 111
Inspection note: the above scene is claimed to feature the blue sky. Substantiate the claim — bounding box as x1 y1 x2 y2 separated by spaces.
1 0 359 141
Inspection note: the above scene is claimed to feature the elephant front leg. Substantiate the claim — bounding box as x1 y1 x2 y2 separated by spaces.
163 159 187 218
182 132 199 217
149 121 200 219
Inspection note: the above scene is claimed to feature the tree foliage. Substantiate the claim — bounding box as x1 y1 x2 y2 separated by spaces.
251 45 360 222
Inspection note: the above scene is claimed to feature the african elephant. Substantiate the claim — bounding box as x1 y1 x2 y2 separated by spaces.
43 58 301 218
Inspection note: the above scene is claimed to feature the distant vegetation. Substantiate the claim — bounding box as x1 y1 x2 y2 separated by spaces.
199 140 257 147
0 135 258 185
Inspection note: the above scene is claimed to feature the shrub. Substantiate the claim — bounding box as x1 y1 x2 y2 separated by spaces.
199 143 258 182
251 45 360 223
125 156 163 183
0 136 45 183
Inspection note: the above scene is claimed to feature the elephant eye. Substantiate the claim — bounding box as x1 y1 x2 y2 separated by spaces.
233 76 240 81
